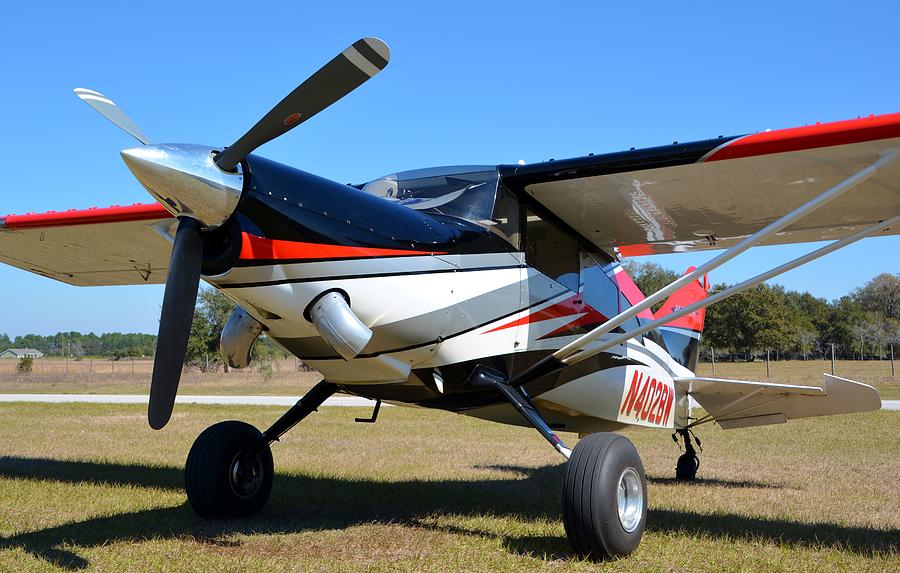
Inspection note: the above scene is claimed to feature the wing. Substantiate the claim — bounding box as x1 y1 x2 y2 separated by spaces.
0 203 176 286
500 113 900 255
674 374 881 429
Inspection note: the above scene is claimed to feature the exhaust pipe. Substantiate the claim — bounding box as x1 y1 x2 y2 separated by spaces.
307 291 373 361
220 306 265 368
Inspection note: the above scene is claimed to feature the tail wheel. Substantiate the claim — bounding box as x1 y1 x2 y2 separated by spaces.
185 420 274 518
562 432 647 559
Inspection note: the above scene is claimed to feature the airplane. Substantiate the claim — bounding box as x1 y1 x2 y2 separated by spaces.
1 37 897 559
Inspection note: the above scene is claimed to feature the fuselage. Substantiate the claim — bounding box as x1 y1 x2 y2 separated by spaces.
190 154 702 434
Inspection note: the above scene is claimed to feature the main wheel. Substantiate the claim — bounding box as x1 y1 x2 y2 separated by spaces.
185 420 274 518
562 432 647 559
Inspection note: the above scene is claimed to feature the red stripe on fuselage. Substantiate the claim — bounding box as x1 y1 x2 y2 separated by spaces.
238 233 443 261
3 203 171 229
705 112 900 162
484 292 608 337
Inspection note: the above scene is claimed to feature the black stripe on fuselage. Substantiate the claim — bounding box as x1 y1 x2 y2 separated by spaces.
216 263 524 289
285 292 563 361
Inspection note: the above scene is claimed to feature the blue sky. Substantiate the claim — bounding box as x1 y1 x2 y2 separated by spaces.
1 1 898 337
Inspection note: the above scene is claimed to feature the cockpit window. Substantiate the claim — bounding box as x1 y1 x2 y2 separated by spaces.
361 166 499 228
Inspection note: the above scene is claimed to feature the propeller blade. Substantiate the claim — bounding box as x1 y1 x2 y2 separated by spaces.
149 217 203 429
73 88 150 145
215 37 389 171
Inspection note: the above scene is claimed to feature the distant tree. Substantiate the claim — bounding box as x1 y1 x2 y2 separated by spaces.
796 328 818 360
702 283 793 358
186 288 233 372
185 287 287 372
0 333 10 349
852 273 900 320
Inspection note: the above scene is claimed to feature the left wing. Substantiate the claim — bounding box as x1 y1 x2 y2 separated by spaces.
500 113 900 255
674 374 881 429
0 203 176 286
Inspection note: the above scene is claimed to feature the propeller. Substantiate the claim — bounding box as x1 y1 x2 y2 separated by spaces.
73 88 150 145
149 217 203 429
75 37 390 429
214 37 389 171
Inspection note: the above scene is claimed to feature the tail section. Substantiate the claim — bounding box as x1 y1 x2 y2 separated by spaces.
654 267 709 371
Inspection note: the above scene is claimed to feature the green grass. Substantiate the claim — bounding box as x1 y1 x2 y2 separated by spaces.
0 402 897 572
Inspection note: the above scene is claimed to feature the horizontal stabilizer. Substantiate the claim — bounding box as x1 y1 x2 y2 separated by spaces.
674 374 881 429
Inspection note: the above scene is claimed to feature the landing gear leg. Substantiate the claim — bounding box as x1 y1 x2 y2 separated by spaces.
673 429 701 481
185 380 337 518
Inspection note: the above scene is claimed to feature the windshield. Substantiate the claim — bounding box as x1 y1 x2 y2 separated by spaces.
361 166 499 227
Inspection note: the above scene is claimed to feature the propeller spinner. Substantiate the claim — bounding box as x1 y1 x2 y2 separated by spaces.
76 37 390 429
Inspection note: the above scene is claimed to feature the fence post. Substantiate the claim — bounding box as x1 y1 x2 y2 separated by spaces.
766 349 771 379
891 344 895 378
711 347 716 375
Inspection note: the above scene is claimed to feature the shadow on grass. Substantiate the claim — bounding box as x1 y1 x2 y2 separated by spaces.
647 475 789 489
0 456 896 569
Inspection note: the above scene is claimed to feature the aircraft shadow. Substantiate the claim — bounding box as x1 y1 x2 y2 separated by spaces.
0 456 895 569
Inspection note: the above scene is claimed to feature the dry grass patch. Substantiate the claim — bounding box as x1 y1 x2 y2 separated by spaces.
0 366 322 396
696 359 898 399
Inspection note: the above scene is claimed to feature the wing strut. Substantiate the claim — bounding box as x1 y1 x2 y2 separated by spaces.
509 150 900 387
560 213 900 368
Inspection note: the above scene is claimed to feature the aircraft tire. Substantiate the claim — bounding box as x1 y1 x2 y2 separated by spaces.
185 420 274 518
562 432 647 559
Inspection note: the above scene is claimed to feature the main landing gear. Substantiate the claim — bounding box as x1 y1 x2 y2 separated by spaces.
468 366 648 560
184 370 649 560
185 380 337 518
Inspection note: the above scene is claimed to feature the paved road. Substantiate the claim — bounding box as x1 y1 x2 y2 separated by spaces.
0 394 378 407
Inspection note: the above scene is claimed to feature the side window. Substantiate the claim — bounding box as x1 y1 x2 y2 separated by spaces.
489 186 521 247
525 208 580 292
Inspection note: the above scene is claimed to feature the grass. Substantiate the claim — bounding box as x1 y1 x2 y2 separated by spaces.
0 401 897 572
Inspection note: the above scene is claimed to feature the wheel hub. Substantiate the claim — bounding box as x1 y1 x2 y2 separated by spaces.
229 453 264 499
616 467 643 533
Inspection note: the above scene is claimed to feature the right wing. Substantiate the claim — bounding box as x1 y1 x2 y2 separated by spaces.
500 113 900 255
674 374 881 429
0 203 176 286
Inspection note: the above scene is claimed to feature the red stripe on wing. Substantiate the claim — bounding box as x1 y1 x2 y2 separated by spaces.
705 112 900 162
3 203 171 229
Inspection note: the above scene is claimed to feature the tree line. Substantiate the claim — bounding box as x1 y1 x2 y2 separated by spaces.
4 268 898 363
0 331 156 359
625 261 899 360
0 288 288 370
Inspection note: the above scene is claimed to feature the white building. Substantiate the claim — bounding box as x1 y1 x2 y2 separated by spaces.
0 348 45 359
